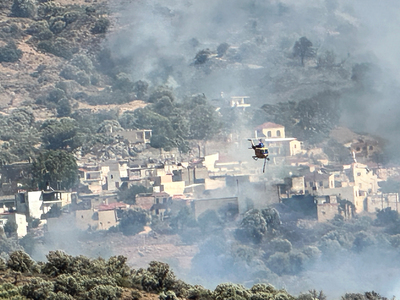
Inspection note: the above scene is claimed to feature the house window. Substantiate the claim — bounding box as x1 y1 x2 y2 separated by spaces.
115 182 119 188
369 146 374 150
163 198 167 203
356 147 360 151
357 172 361 176
111 175 114 179
156 198 159 204
145 131 151 139
294 144 297 148
267 131 272 137
309 182 313 187
155 209 159 215
319 181 323 187
277 130 281 137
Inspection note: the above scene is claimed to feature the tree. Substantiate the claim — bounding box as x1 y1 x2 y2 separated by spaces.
7 250 36 273
4 220 18 238
0 42 23 63
194 49 212 65
133 80 149 100
293 37 315 66
188 105 221 140
170 206 197 233
31 149 78 190
11 0 36 18
19 233 36 255
91 18 110 34
118 185 150 205
41 118 83 151
57 99 72 117
119 208 150 236
236 209 267 244
217 43 230 57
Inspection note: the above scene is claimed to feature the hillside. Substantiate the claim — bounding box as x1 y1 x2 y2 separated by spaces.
0 0 141 120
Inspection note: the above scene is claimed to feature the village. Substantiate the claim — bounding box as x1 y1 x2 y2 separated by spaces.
0 96 397 240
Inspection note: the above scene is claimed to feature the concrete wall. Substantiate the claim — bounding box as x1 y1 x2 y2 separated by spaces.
315 185 364 213
261 126 285 138
317 203 339 222
0 213 28 237
203 153 219 172
205 178 226 190
289 140 302 156
191 197 239 220
75 210 97 230
365 193 399 213
291 176 305 194
98 210 117 230
162 181 185 195
27 191 43 219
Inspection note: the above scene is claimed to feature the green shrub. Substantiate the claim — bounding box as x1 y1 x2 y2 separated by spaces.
38 38 74 59
0 42 22 63
75 71 91 86
37 29 53 40
37 1 63 19
53 274 85 297
0 283 22 298
71 54 93 73
60 65 80 80
21 278 55 300
50 20 66 34
11 0 36 18
63 11 79 24
86 285 122 300
48 88 66 103
26 20 49 35
160 291 178 300
7 250 36 273
91 18 110 34
57 99 72 117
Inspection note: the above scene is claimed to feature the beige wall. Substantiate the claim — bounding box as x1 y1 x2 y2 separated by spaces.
351 163 379 193
289 140 302 156
365 193 399 213
291 176 305 194
261 126 285 138
162 181 185 195
98 210 117 230
205 178 226 190
0 213 28 237
75 210 98 230
317 203 339 222
316 186 364 213
204 153 219 172
191 197 238 220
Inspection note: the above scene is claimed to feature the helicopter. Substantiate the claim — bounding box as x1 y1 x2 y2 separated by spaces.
248 139 270 173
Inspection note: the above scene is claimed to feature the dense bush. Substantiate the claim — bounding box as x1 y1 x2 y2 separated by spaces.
91 18 110 34
0 42 22 63
38 38 74 59
7 250 36 273
11 0 36 18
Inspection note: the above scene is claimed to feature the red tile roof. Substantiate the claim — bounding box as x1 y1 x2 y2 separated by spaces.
98 202 128 211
